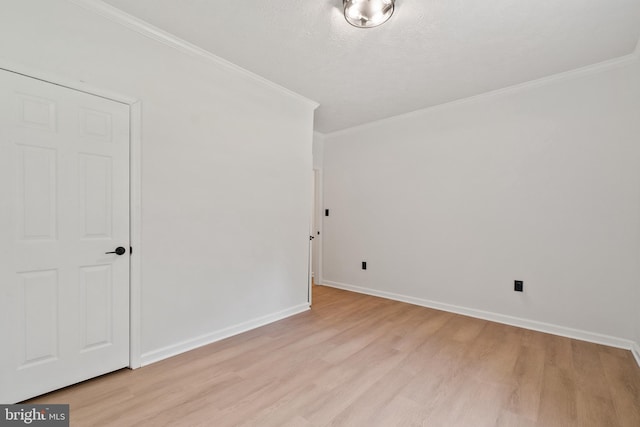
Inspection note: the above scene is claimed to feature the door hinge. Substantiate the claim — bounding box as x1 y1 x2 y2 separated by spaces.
130 246 133 255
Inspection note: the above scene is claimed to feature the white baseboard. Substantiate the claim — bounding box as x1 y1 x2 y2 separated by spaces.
632 342 640 368
140 303 310 366
323 280 635 353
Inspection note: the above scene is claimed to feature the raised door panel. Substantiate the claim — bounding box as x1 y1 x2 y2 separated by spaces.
80 108 112 143
17 146 57 240
15 94 56 132
79 154 113 240
79 265 113 352
18 269 59 367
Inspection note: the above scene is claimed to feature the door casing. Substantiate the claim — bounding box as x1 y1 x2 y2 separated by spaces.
313 168 323 286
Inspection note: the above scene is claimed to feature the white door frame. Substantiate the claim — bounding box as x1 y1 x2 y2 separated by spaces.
0 60 143 369
313 168 323 286
308 171 314 305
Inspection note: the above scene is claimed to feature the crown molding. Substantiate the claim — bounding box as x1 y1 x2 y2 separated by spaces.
325 52 639 138
67 0 319 110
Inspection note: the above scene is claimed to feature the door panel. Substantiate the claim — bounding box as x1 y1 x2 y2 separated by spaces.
79 264 113 351
0 69 130 403
19 269 59 366
18 146 57 240
79 154 113 239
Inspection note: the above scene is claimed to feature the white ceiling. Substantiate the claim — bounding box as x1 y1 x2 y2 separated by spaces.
101 0 640 133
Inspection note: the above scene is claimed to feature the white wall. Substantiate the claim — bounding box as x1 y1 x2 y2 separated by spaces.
313 132 324 169
323 58 640 345
0 0 316 362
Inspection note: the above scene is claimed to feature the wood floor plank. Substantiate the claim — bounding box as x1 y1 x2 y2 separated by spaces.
505 343 545 423
371 395 423 427
25 285 640 426
537 365 578 427
326 367 416 426
599 349 640 427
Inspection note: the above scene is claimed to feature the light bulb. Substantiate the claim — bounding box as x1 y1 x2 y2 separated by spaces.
343 0 395 28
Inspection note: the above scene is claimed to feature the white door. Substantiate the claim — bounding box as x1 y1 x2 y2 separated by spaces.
312 169 321 285
0 69 130 403
308 171 315 305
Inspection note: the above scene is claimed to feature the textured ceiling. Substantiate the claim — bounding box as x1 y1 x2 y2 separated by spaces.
101 0 640 133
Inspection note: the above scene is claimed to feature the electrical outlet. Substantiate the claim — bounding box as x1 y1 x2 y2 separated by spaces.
362 261 367 270
514 280 523 292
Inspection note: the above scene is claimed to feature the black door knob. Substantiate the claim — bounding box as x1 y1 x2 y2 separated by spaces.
106 247 126 255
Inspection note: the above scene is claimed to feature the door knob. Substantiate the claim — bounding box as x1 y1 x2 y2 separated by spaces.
106 247 126 255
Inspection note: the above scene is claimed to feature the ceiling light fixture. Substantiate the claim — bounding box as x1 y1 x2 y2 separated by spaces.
343 0 395 28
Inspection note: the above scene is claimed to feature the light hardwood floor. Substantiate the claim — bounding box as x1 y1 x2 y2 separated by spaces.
28 285 640 426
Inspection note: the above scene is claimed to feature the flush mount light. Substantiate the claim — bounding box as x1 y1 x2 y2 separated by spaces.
343 0 395 28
